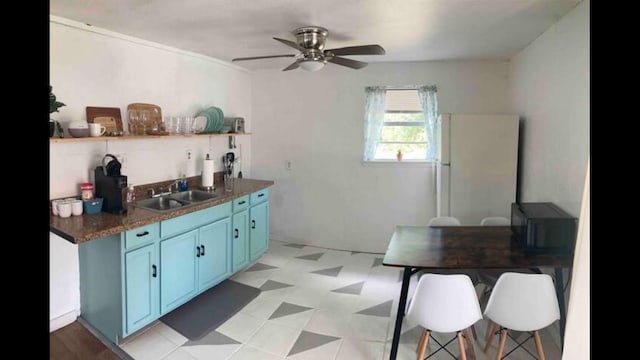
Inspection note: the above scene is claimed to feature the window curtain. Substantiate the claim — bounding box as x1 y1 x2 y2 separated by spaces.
418 85 438 160
363 86 387 161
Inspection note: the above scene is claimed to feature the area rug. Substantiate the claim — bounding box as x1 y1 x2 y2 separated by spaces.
160 280 261 341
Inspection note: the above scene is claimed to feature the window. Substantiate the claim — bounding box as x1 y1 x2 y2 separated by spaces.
363 86 438 162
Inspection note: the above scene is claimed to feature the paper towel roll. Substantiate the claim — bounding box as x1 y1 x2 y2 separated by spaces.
202 159 214 188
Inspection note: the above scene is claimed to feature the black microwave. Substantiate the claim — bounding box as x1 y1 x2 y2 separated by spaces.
511 202 578 253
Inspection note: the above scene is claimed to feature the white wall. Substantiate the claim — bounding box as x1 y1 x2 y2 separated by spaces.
563 160 589 360
251 61 510 252
49 16 252 330
509 0 589 217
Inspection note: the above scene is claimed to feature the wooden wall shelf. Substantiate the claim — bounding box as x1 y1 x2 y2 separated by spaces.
49 133 251 143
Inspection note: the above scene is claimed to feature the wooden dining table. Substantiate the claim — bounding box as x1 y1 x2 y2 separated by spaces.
382 225 573 360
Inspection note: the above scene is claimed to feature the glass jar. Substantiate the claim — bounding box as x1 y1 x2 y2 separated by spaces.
81 182 94 200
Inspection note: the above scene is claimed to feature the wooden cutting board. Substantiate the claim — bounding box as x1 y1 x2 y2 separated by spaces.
127 103 164 134
86 107 123 132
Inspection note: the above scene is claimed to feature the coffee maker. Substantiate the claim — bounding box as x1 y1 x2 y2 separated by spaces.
95 154 128 214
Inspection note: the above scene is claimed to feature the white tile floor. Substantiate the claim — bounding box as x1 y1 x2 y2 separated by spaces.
120 240 562 359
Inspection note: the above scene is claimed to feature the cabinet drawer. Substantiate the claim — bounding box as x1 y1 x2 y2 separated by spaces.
250 188 269 204
233 195 250 212
125 223 160 250
161 202 231 238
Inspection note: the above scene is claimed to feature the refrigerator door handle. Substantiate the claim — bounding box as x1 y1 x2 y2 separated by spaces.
432 161 437 194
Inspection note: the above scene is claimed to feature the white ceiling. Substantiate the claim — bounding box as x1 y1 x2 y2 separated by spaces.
50 0 581 70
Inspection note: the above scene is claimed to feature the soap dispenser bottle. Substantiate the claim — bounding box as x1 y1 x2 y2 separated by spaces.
126 184 136 203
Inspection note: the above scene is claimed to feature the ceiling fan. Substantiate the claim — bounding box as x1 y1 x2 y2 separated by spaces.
232 26 385 71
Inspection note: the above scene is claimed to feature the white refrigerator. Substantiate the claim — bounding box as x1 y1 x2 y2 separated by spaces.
435 113 519 225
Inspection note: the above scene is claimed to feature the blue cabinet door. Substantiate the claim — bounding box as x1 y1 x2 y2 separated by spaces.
198 217 231 291
249 201 269 261
160 230 198 314
124 243 158 334
232 209 249 272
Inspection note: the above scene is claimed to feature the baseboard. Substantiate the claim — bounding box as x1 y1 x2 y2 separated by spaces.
50 309 79 332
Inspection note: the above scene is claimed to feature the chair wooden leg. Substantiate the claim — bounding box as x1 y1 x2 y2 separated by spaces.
417 330 430 360
533 330 546 360
483 323 498 353
416 329 427 353
457 331 467 360
463 329 476 359
471 324 478 340
485 319 493 341
496 328 508 360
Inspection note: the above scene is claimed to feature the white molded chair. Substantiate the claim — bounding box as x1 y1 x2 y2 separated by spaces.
424 215 479 341
477 216 537 341
406 274 482 360
483 273 560 360
428 216 462 227
479 217 510 226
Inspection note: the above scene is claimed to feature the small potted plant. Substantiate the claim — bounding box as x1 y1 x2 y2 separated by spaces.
50 85 66 137
396 149 403 161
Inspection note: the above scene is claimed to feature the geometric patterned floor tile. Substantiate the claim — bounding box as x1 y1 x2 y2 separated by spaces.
372 257 384 267
399 325 424 344
355 300 393 317
116 240 562 360
287 330 341 357
245 263 278 272
331 281 365 295
296 252 324 261
260 280 294 292
310 266 343 277
183 330 241 346
285 243 307 249
269 302 314 320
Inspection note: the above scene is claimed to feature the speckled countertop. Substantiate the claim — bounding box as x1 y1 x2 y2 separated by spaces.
50 178 274 244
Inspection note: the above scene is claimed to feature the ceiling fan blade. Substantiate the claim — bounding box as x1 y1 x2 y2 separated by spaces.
327 56 368 69
273 37 305 52
232 54 295 62
325 44 385 56
282 61 300 71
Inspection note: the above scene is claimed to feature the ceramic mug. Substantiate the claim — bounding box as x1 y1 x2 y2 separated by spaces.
57 202 72 218
71 199 83 216
89 123 106 137
51 199 63 215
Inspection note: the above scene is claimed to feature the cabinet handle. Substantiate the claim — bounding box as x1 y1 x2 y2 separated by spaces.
152 265 157 278
258 193 264 197
136 231 149 237
235 229 239 238
238 200 246 205
201 245 205 256
196 246 201 257
251 220 256 229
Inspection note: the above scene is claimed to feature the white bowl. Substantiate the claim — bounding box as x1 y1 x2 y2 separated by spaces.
69 121 89 129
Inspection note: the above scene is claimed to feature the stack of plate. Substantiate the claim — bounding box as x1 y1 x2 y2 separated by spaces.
194 107 225 134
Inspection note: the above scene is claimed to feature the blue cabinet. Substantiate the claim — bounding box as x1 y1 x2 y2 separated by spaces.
160 230 199 314
250 199 269 261
124 243 159 334
78 186 270 345
198 217 231 290
232 209 249 272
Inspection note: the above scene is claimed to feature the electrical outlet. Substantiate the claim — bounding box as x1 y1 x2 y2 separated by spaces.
285 160 292 170
186 149 193 161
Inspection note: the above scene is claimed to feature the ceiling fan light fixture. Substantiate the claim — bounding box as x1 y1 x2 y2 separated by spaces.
299 60 325 72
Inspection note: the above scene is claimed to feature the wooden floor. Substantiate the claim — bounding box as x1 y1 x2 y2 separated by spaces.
50 321 120 360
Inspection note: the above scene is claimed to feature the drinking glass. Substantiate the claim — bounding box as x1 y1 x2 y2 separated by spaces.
138 110 149 135
127 110 139 135
183 116 194 134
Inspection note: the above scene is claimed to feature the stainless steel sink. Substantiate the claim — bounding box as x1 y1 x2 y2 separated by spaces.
169 190 218 203
134 196 187 212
